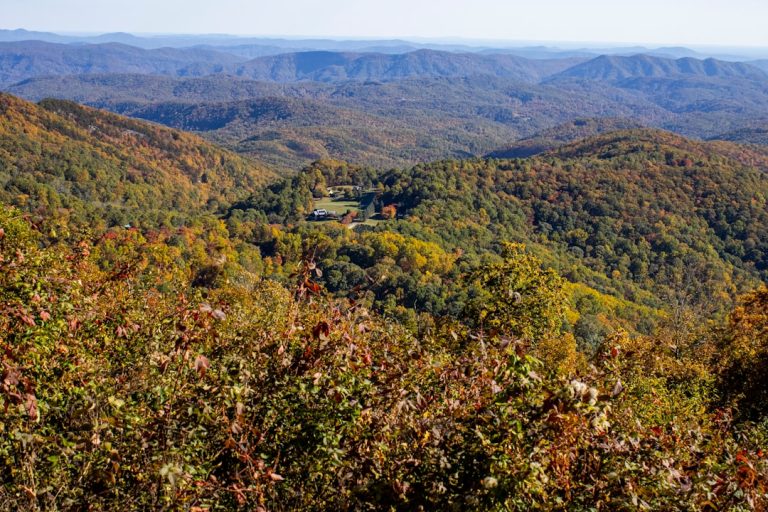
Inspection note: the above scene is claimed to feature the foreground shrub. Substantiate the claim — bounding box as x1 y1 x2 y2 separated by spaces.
0 208 766 510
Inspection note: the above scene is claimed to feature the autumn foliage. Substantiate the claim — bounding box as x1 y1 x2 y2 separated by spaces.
1 206 766 510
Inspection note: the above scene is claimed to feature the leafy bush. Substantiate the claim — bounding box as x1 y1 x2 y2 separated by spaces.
1 207 766 510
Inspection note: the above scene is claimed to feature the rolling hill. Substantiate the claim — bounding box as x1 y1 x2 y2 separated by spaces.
232 49 582 83
486 117 645 158
711 125 768 145
231 128 768 319
548 54 768 81
0 43 586 87
0 41 246 86
0 93 274 226
749 59 768 72
6 48 768 170
377 129 768 297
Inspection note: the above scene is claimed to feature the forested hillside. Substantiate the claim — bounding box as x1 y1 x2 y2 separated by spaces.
0 94 274 227
230 49 580 82
486 118 645 158
548 54 767 81
714 125 768 145
215 130 768 350
0 41 246 87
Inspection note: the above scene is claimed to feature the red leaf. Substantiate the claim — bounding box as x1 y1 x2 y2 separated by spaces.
3 367 20 387
20 313 35 327
312 321 331 340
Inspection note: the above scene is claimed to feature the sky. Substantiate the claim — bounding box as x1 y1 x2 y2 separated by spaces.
2 0 768 47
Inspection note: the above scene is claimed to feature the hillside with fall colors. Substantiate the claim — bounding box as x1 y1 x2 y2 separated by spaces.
0 92 767 510
0 93 274 228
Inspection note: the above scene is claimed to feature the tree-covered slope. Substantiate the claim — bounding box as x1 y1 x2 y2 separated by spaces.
712 125 768 145
1 204 766 510
231 130 768 322
1 100 767 510
11 69 768 170
486 118 645 158
0 93 275 227
0 41 246 87
385 130 768 289
232 49 578 83
549 54 767 81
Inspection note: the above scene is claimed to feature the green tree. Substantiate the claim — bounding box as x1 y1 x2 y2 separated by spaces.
467 243 567 341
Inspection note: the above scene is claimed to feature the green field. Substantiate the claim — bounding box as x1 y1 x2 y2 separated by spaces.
312 197 360 214
312 197 382 227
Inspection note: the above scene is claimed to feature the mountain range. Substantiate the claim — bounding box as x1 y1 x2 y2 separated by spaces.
2 26 768 511
229 50 582 83
4 39 768 170
0 40 246 86
2 28 767 60
3 40 767 87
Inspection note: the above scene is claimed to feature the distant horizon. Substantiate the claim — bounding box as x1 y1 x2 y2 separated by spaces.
3 27 768 56
3 0 768 48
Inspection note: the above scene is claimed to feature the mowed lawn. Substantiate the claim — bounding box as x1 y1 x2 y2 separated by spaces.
312 197 383 228
312 197 360 214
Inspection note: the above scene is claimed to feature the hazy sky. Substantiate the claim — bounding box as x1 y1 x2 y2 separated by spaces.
3 0 768 47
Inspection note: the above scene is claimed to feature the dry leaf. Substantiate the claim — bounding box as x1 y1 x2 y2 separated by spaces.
194 355 210 378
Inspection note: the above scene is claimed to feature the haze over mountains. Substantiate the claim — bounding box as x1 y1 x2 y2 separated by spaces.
0 41 246 86
3 28 767 59
2 37 767 86
2 30 768 170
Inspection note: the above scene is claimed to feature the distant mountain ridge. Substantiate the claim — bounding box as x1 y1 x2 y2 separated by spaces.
2 28 767 61
232 49 582 83
5 43 768 170
8 69 768 171
751 60 768 73
0 40 246 86
711 125 768 145
549 54 768 82
2 41 767 88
